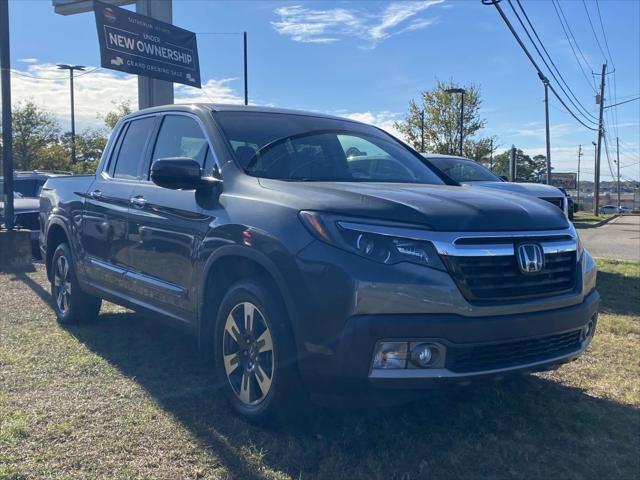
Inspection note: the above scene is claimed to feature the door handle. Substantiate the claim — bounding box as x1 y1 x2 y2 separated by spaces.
89 189 103 200
130 196 147 208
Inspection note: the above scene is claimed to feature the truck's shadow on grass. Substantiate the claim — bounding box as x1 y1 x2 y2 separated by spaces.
65 310 640 480
596 269 640 317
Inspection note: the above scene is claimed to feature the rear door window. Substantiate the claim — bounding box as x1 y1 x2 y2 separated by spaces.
113 117 156 179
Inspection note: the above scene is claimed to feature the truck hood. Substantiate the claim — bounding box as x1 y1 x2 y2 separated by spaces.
258 180 569 231
467 181 564 198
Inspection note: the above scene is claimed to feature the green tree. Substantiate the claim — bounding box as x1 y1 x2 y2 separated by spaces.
394 80 492 156
36 143 73 172
492 149 548 182
102 99 133 130
12 100 61 170
60 129 108 173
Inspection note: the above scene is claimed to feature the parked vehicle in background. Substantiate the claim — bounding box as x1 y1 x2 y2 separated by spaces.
422 154 569 217
599 205 630 214
557 188 574 220
0 171 71 256
40 104 599 421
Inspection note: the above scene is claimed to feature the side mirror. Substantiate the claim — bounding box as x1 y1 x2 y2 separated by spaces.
151 158 221 190
499 175 509 182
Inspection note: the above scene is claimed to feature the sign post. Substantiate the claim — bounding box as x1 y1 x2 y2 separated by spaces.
1 0 14 230
135 0 174 108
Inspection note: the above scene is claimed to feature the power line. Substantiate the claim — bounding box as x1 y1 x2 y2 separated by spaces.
582 0 608 62
512 0 598 123
5 67 101 80
603 132 616 179
605 96 640 109
619 161 640 168
591 0 614 65
551 0 596 92
594 0 621 145
485 0 598 131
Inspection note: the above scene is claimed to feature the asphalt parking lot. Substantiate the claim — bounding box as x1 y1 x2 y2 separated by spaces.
578 215 640 261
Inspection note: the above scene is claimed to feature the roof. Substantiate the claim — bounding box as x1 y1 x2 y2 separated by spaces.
123 103 366 125
421 152 474 161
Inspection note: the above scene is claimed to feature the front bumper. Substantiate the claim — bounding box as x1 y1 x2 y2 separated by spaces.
298 289 599 391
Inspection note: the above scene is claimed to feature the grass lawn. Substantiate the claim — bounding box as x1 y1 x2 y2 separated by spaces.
1 260 638 479
573 212 615 224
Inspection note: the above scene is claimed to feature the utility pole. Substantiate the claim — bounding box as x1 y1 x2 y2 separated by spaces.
57 64 85 163
616 137 621 210
542 75 551 184
577 144 582 210
593 63 606 215
1 0 14 230
243 31 248 106
420 109 425 152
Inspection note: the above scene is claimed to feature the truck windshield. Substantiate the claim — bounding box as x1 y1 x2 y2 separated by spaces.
213 111 445 184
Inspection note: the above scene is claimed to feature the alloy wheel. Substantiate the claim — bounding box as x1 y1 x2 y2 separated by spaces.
53 255 72 315
222 302 275 406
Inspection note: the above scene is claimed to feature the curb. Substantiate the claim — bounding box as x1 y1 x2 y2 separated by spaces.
573 214 620 229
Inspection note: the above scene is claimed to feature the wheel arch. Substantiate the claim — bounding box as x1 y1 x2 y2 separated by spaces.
45 219 71 282
198 245 299 354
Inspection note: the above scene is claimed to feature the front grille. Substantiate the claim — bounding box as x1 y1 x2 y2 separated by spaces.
14 212 39 230
541 197 564 210
446 330 582 373
444 250 577 303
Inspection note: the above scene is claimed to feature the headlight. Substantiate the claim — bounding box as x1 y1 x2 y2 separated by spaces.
299 211 445 270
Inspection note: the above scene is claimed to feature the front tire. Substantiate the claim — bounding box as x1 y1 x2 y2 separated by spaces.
214 280 299 422
50 243 102 324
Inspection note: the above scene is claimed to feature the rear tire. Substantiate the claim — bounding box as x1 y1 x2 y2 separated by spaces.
214 280 300 422
50 243 102 324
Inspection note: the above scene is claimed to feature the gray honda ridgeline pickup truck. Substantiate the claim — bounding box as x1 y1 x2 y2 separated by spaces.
40 104 599 421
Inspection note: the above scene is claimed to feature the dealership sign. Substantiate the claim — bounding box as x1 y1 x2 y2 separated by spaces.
93 0 201 87
550 172 578 190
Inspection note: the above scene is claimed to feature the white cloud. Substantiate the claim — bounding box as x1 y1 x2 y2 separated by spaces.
341 111 404 138
8 63 244 130
17 58 38 64
272 1 444 47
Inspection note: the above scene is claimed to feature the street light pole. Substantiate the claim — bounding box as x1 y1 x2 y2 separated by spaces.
459 90 464 156
57 64 85 164
445 87 465 156
592 141 597 212
243 31 248 106
577 144 582 210
616 137 620 210
420 109 425 152
490 138 493 170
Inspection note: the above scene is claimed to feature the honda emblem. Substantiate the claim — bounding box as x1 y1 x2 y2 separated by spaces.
517 243 545 274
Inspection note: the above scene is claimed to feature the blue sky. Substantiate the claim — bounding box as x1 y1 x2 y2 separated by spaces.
7 0 640 180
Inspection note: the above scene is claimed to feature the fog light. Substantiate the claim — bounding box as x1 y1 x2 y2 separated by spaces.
372 342 408 369
580 321 595 341
410 343 440 368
